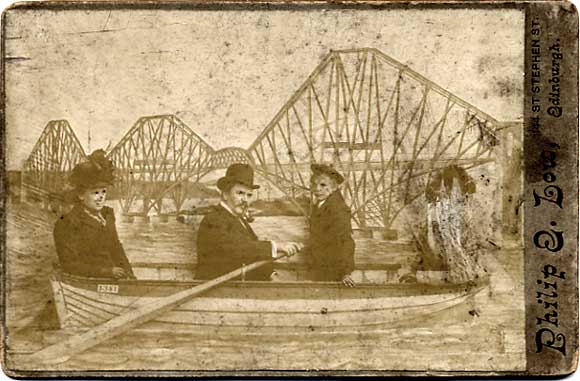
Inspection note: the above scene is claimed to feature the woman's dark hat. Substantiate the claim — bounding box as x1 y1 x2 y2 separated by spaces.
311 163 344 184
425 164 476 202
69 149 115 190
217 163 260 191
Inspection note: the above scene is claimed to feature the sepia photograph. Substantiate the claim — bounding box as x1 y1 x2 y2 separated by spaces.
1 1 577 377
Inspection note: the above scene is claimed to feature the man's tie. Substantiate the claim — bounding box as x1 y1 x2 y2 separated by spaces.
239 216 258 239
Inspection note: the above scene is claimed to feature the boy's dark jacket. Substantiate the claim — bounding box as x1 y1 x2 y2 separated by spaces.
308 190 355 281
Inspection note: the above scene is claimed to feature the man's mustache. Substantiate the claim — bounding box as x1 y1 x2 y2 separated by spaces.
236 202 254 222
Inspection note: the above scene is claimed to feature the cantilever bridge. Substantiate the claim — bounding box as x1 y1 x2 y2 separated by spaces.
21 48 514 230
21 120 87 201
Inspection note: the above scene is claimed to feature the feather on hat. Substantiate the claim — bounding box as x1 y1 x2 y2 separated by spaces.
69 149 115 190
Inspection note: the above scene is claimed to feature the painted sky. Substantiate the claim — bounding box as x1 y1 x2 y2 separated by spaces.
5 7 524 170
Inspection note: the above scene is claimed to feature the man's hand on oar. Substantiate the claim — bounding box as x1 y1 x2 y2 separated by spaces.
342 274 356 288
277 242 304 257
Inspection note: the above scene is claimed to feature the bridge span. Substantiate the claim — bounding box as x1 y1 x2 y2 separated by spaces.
20 48 519 230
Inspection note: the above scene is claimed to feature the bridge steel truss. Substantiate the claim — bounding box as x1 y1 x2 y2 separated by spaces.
149 146 255 208
20 117 256 216
211 147 254 168
22 120 87 200
248 48 502 230
106 115 214 215
21 48 508 226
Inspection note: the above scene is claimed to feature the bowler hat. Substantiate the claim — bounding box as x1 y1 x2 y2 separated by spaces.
69 149 115 191
311 163 344 184
217 163 260 191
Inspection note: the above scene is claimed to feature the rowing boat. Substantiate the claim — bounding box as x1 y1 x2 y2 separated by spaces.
49 271 489 336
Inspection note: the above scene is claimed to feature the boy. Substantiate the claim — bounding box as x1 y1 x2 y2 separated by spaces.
308 164 355 287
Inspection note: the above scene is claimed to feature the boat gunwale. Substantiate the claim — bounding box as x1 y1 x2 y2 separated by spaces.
59 280 486 315
54 271 489 294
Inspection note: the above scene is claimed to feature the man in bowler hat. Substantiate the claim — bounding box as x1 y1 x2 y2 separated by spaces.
195 163 303 281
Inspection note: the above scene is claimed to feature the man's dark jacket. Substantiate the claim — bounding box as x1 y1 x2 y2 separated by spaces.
53 205 135 278
195 204 273 281
308 190 355 281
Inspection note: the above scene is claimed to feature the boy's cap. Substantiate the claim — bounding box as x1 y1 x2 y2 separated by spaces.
311 163 345 184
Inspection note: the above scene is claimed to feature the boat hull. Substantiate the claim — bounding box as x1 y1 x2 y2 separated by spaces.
51 273 487 335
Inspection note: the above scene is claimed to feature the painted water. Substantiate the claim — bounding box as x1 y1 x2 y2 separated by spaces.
4 200 525 373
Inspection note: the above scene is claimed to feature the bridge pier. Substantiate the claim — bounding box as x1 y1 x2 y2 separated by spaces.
382 229 399 241
354 228 399 241
120 213 144 223
122 213 176 224
134 215 150 223
353 229 372 239
120 214 134 223
150 214 170 223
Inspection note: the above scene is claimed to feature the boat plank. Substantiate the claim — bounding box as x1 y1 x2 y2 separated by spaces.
174 292 468 313
63 292 119 321
154 295 471 329
65 304 104 326
67 315 92 328
60 279 475 314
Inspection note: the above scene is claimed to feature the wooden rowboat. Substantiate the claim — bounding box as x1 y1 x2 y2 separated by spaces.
50 271 489 336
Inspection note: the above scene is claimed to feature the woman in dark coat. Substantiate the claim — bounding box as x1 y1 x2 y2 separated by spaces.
307 164 355 287
53 150 135 279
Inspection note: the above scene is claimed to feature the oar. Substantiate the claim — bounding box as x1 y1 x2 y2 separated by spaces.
27 254 288 365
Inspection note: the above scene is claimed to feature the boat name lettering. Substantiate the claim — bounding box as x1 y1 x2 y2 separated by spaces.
97 284 119 294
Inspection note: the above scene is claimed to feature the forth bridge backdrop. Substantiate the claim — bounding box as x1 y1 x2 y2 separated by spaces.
18 48 521 232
